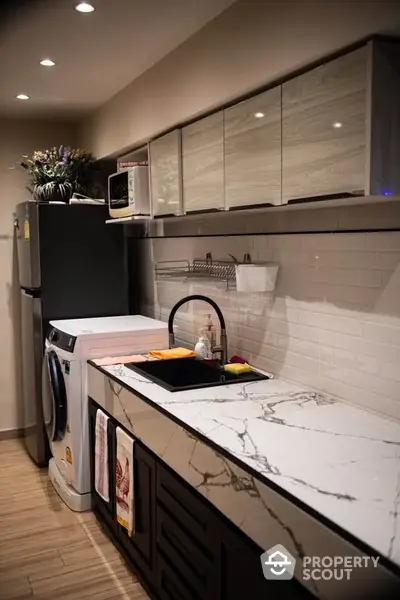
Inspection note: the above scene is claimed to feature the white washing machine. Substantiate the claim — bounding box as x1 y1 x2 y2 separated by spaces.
42 315 168 512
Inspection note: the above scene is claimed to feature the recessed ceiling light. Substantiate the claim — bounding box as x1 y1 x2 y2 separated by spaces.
16 94 30 100
255 112 265 118
75 2 95 12
332 121 343 129
40 59 56 67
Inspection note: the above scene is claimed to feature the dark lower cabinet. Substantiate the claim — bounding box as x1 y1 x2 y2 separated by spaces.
88 400 156 587
89 399 313 600
156 505 215 599
218 522 312 600
156 462 219 600
117 439 155 581
218 524 270 600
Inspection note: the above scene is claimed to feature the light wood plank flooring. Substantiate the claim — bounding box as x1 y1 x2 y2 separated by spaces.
0 439 150 600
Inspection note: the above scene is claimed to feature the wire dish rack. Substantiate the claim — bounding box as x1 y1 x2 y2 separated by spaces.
154 253 248 289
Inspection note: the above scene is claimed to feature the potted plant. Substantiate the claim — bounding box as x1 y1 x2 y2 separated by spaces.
21 146 95 203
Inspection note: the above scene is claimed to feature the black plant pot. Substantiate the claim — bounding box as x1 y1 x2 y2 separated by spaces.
48 188 71 204
34 182 73 204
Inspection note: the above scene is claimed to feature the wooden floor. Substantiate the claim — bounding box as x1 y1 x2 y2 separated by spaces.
0 439 150 600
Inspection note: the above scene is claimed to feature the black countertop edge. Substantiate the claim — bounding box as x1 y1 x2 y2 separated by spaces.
88 361 400 579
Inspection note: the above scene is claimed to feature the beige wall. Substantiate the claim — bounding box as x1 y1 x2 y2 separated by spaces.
81 0 400 158
0 118 77 433
141 231 400 423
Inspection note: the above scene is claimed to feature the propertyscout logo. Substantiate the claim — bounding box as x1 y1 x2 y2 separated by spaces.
260 545 380 582
261 545 296 580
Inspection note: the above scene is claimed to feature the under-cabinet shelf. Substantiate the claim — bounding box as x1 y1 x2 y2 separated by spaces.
105 215 152 224
154 253 279 292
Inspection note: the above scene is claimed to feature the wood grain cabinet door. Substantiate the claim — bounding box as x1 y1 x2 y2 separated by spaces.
182 111 225 213
150 130 182 216
282 47 367 203
224 87 282 208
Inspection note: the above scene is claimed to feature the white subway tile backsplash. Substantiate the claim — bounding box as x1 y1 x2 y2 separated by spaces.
367 232 400 251
278 336 320 360
296 310 364 337
316 251 377 269
143 231 400 422
376 251 400 270
286 322 321 343
356 269 382 288
325 284 382 310
382 362 400 384
319 346 335 366
363 321 400 346
317 375 400 421
316 267 358 286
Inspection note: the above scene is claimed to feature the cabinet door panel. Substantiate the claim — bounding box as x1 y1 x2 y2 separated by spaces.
157 505 215 599
219 533 267 600
150 130 181 216
282 48 367 202
224 87 281 207
117 440 155 567
89 401 156 581
182 112 224 212
218 523 313 600
157 461 216 550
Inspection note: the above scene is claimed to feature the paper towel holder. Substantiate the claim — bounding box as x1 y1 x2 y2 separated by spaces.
233 253 279 293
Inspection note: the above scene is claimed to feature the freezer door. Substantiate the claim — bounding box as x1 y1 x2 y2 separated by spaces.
15 202 41 290
20 289 48 465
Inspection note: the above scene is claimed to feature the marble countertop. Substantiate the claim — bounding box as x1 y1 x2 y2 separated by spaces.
99 362 400 569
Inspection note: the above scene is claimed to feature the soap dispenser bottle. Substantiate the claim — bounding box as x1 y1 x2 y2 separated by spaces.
195 328 213 360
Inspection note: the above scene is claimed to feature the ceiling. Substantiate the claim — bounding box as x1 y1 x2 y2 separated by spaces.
0 0 236 119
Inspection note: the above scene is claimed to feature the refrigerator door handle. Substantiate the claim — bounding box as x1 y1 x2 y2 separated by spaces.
20 288 41 299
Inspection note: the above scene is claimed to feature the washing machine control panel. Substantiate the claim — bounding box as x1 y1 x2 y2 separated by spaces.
48 327 76 353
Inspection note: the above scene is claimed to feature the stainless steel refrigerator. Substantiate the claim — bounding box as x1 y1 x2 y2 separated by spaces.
15 201 129 466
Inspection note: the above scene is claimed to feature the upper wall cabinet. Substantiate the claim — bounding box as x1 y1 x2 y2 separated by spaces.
150 130 182 217
146 40 400 220
368 40 400 197
182 112 224 213
224 87 281 208
282 47 367 203
282 40 400 203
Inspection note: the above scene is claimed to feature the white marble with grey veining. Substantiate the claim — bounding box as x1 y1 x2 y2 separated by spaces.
87 362 400 599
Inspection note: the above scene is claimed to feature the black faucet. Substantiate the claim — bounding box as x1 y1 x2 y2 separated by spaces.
168 295 228 365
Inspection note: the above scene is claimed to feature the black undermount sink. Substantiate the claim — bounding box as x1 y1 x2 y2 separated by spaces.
125 357 270 392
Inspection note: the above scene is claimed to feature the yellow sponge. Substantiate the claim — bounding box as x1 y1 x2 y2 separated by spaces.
223 363 252 375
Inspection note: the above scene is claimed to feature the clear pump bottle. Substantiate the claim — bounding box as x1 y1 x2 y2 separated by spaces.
194 328 213 360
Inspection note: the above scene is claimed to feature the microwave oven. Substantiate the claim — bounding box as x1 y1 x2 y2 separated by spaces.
108 166 150 218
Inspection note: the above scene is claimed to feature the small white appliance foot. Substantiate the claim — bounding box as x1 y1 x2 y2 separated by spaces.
49 458 92 512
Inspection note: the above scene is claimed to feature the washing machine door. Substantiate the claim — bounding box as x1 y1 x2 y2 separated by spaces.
42 349 67 442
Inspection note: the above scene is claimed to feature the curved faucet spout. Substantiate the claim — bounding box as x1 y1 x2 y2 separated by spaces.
168 294 228 365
